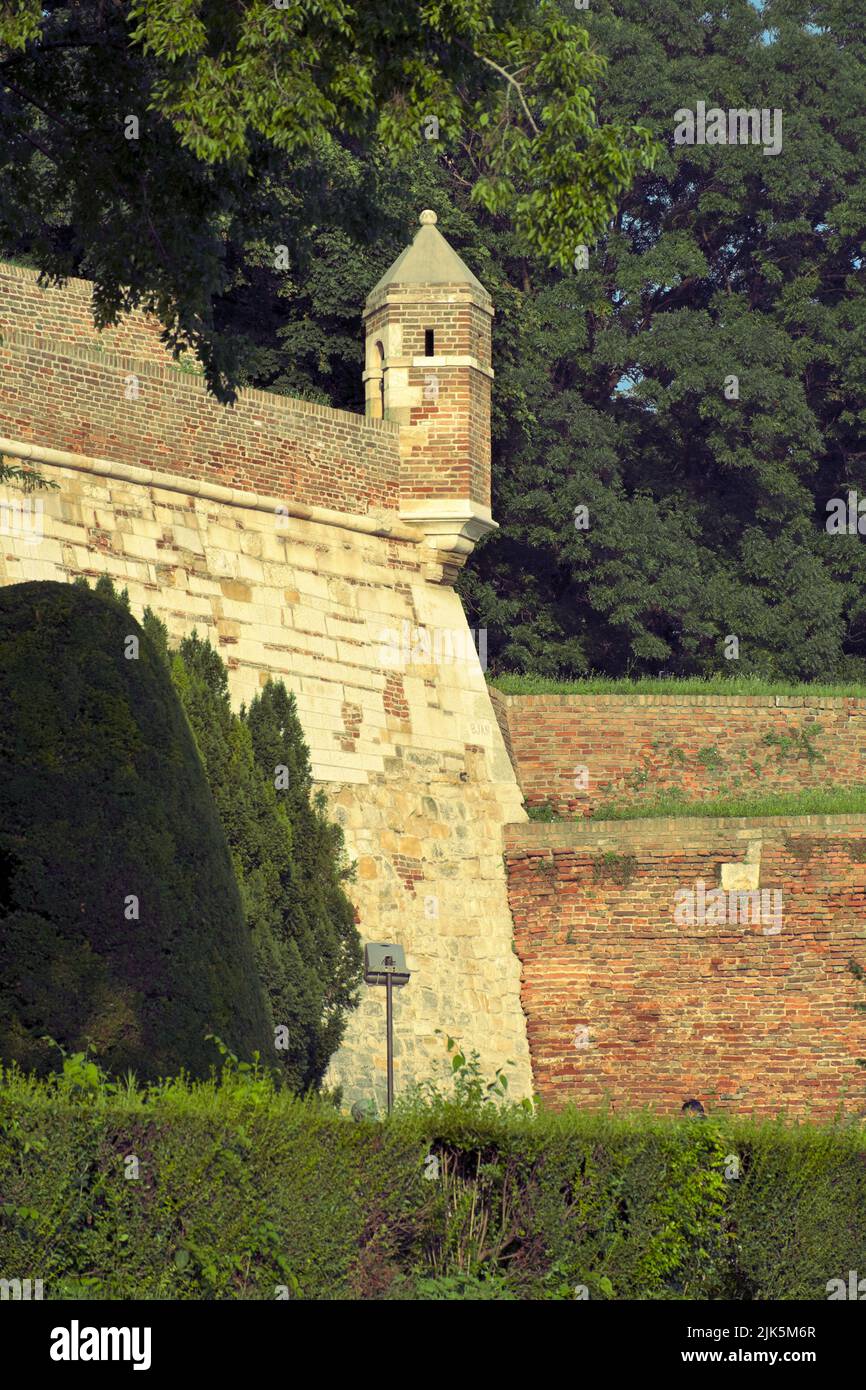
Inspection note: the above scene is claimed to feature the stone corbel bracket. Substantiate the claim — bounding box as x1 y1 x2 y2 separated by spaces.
400 498 497 584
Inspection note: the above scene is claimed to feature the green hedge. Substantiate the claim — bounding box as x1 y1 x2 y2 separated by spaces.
1 1058 864 1300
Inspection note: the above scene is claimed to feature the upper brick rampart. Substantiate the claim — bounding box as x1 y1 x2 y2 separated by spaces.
0 262 401 516
1 216 497 564
0 262 175 365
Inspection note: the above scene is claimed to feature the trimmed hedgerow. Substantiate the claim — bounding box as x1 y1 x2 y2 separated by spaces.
0 1052 863 1301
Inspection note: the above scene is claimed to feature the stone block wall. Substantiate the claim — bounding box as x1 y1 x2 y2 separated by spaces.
0 451 532 1109
490 689 866 816
505 815 866 1119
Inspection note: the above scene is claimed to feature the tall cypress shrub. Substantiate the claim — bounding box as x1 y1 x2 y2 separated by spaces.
0 580 273 1080
142 611 362 1091
245 680 363 1085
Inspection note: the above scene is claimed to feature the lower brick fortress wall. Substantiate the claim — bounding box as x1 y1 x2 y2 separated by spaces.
505 816 866 1119
490 690 866 816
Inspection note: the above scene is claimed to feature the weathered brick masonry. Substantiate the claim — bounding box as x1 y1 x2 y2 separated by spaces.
0 267 401 515
506 816 866 1118
0 262 170 363
363 288 492 507
490 689 866 817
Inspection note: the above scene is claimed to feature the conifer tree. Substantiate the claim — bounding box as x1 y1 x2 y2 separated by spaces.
0 580 273 1080
245 680 362 1085
141 608 362 1091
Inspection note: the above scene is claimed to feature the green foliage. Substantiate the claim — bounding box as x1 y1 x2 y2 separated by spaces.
409 1272 518 1300
1 1055 864 1300
0 0 656 399
762 722 825 763
139 607 362 1092
0 458 58 491
409 1031 527 1114
625 765 650 789
591 786 866 822
242 676 364 1090
726 1121 866 1299
592 851 638 885
459 0 866 681
0 580 273 1081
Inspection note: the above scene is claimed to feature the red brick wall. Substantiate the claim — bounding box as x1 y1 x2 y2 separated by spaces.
490 690 866 816
505 816 866 1118
0 332 400 515
0 263 171 364
1 262 499 518
366 287 492 508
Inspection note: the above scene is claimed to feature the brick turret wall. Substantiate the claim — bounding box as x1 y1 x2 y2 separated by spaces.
364 285 493 511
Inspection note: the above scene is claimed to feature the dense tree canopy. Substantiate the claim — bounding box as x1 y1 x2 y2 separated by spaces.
465 0 866 679
0 0 656 398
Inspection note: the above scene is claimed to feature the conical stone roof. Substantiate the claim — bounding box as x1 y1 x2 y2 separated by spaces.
366 210 488 302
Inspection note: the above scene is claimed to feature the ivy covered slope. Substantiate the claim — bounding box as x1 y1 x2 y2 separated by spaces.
0 580 273 1080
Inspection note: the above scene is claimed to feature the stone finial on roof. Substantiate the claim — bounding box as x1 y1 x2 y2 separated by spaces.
365 209 489 303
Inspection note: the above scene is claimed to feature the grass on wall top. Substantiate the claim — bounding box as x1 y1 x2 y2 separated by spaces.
489 673 866 697
525 787 866 823
587 786 866 823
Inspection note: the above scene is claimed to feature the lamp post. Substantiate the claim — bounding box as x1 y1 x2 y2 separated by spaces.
364 943 411 1113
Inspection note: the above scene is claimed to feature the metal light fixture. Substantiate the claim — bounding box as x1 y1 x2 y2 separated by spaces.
364 943 411 1112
